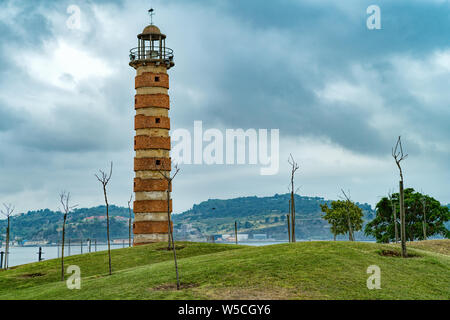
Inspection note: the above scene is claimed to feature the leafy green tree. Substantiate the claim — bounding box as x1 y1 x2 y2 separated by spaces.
320 200 364 241
365 189 449 243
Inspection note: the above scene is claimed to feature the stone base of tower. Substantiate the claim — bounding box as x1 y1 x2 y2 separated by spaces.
133 200 173 245
133 233 169 246
133 219 173 245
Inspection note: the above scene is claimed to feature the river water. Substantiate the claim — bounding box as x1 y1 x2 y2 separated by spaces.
0 244 127 268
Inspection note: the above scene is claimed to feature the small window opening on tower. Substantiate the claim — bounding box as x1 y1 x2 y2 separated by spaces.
156 160 161 166
155 118 161 124
155 76 160 82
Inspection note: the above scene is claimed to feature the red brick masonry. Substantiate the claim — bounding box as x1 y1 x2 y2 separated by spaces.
133 221 173 234
134 136 171 150
134 157 172 171
135 94 170 109
135 115 170 130
135 73 169 89
134 178 171 192
134 200 172 213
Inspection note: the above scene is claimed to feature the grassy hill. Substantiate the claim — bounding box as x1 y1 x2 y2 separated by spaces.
1 240 448 300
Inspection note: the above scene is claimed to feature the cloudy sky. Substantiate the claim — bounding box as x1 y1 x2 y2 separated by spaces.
0 0 449 215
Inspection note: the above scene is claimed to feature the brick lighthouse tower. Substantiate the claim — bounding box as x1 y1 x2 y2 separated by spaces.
129 9 175 245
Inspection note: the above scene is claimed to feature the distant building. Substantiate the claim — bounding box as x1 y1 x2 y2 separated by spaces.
112 239 128 244
23 240 49 246
222 234 249 242
253 234 267 240
237 234 249 241
84 216 107 222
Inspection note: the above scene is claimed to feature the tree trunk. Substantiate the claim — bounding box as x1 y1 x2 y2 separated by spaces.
393 202 399 243
166 181 180 290
4 217 10 270
287 214 291 243
288 199 291 242
61 214 67 281
345 201 354 241
291 190 296 243
422 205 427 240
347 215 353 241
235 221 238 245
104 187 112 275
399 180 407 257
167 189 172 250
129 216 132 247
128 204 132 247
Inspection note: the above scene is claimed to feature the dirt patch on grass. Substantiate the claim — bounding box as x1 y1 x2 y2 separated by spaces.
378 250 421 258
199 286 318 300
151 282 198 291
155 245 186 251
20 272 45 278
407 240 450 255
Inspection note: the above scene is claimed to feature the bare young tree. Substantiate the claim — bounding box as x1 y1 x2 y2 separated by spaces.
159 164 181 290
95 162 113 275
288 154 300 243
1 204 14 270
340 189 354 241
392 136 408 258
59 192 77 281
128 194 133 247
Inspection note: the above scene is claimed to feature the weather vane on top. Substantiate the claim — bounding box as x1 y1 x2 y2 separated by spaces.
148 7 155 25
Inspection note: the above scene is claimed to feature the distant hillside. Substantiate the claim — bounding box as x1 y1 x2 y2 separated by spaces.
0 194 376 243
447 205 450 229
173 193 375 241
0 206 132 243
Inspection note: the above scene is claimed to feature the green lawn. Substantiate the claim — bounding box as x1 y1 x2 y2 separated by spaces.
0 240 448 300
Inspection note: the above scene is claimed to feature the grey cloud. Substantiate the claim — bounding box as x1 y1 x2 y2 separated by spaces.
0 0 449 214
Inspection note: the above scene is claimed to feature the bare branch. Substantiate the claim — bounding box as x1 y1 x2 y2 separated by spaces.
171 164 181 180
392 136 408 181
128 193 133 207
95 162 113 187
340 189 351 202
288 154 299 173
59 191 77 215
393 136 408 161
1 203 15 218
158 162 181 182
